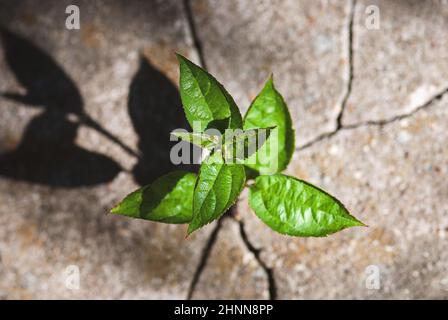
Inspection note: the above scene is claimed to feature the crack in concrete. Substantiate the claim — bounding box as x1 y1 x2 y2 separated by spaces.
335 0 356 130
183 0 207 69
297 130 338 151
297 0 448 152
182 0 277 300
298 84 448 151
187 217 224 300
182 0 448 299
345 85 448 129
296 0 356 151
236 218 277 300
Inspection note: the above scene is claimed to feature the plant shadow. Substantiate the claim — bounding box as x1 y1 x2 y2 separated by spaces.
128 55 197 186
0 27 121 187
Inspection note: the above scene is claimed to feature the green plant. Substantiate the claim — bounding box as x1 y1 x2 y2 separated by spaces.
111 54 365 237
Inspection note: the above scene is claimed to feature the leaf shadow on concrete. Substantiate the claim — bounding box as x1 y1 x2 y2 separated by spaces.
0 28 204 297
128 54 197 186
0 27 122 187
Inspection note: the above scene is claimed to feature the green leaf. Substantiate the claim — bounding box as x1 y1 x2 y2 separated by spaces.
248 174 365 237
171 130 220 151
111 171 197 224
222 127 275 162
176 54 242 132
188 163 246 235
243 76 294 175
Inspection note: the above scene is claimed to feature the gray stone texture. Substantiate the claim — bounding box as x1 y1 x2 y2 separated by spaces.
344 0 448 125
0 0 209 299
239 96 448 298
191 218 269 300
1 0 447 299
191 0 351 147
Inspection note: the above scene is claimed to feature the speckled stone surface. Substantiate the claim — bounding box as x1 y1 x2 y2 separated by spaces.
343 0 448 125
191 218 269 300
190 0 351 147
238 96 448 299
0 174 215 299
0 0 210 299
1 0 448 299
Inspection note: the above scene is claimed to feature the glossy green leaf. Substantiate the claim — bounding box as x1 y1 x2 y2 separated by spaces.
111 171 197 224
243 76 294 175
188 162 246 235
177 54 242 132
171 130 220 151
248 174 365 237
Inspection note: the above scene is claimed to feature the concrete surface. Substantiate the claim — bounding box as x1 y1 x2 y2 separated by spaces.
0 0 447 299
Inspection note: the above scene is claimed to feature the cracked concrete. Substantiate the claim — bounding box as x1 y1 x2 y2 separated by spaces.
1 0 448 299
343 0 448 125
187 215 223 299
335 0 356 130
0 0 211 299
189 0 352 147
190 218 270 300
187 0 448 299
298 82 448 151
239 93 448 298
236 217 277 300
